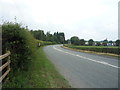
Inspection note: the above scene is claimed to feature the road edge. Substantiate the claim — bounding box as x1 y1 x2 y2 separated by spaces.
61 46 119 58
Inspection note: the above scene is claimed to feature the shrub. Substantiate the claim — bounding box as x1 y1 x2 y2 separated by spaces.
36 40 55 46
64 45 119 55
2 22 37 71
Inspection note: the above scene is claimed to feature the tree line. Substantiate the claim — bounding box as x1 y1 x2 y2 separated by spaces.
30 30 120 46
30 30 65 44
68 36 120 46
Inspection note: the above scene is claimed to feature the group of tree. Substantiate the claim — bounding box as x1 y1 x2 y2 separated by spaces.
69 36 120 46
70 36 94 46
30 30 65 44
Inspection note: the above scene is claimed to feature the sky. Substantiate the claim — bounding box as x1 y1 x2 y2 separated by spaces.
0 0 119 41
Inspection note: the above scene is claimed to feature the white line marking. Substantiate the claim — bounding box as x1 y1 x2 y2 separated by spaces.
53 46 119 69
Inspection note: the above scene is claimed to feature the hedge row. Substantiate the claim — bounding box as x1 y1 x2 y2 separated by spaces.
2 22 55 71
2 22 38 71
36 40 55 46
64 45 120 55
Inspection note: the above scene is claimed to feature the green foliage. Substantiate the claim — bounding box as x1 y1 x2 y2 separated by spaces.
46 31 54 42
69 36 119 47
3 47 70 88
115 39 120 46
31 30 65 44
88 39 94 46
102 39 108 46
79 39 85 45
109 40 113 43
64 44 119 55
2 22 37 71
2 22 67 88
58 32 65 44
70 36 80 45
36 40 55 46
95 42 101 46
30 30 46 41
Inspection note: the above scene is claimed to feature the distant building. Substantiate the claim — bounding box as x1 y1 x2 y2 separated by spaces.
85 41 88 45
94 41 98 46
107 41 116 46
99 41 115 46
81 40 116 46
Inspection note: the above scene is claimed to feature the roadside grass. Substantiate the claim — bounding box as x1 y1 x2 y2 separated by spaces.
63 44 120 58
2 23 70 88
64 44 119 48
3 47 70 88
27 46 70 88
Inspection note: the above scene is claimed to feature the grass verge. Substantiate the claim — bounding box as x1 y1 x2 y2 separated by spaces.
3 47 71 88
63 45 120 58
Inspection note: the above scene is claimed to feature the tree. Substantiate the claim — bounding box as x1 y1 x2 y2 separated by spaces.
2 22 36 70
79 39 85 45
30 30 65 44
70 36 80 45
115 39 120 46
65 39 70 44
46 31 54 42
108 40 113 46
53 32 59 43
102 39 108 46
109 40 113 43
30 30 46 41
88 39 94 46
53 32 65 44
59 32 65 44
96 42 101 46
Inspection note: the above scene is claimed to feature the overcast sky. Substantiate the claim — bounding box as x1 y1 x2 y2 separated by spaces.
0 0 119 41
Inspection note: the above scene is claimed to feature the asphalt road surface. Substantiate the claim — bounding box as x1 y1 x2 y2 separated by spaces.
43 45 119 88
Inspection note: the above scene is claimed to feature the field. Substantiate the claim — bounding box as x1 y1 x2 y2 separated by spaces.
64 44 120 55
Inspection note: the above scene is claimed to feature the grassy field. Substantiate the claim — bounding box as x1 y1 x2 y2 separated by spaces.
64 44 119 55
3 47 70 88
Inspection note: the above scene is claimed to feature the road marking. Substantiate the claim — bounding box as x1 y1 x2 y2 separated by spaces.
53 46 119 69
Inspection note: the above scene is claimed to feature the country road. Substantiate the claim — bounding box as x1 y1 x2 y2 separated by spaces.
43 45 119 88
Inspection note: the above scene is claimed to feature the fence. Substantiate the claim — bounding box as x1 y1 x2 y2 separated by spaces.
0 51 11 82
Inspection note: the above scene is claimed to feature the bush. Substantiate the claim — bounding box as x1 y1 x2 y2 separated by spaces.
36 40 55 46
2 22 37 71
64 45 119 55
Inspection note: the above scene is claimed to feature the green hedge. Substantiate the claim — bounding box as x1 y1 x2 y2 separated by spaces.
36 40 55 46
2 22 37 71
2 22 55 71
64 45 120 55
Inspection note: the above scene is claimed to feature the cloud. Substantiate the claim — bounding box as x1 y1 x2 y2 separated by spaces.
0 0 119 41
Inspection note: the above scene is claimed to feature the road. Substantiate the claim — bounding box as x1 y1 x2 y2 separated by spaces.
43 45 119 88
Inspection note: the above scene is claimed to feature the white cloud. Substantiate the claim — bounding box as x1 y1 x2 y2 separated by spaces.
0 0 119 41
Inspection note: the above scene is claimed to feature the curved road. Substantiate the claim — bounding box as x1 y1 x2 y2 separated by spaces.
43 45 119 88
